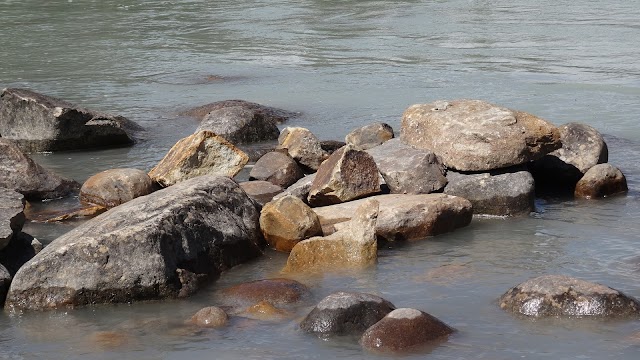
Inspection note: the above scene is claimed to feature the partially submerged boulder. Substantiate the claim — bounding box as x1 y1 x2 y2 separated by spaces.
259 195 322 252
181 99 297 124
239 181 283 207
574 164 628 199
400 99 561 171
219 278 310 308
196 106 280 144
277 127 328 171
249 151 304 188
0 264 10 306
0 188 25 251
189 306 229 328
345 122 394 150
80 168 155 208
0 88 142 152
5 175 263 311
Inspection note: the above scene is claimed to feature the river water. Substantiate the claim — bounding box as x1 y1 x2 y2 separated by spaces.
2 0 640 358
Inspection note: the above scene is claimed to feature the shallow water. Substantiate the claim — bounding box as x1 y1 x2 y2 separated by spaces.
2 0 640 359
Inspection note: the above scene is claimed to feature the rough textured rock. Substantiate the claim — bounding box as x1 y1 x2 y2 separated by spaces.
277 127 328 171
219 278 310 308
300 292 396 336
0 188 25 250
259 195 322 252
574 164 628 199
345 122 394 150
272 174 316 203
148 130 248 187
499 275 640 317
444 167 535 216
0 138 80 200
360 308 455 353
0 264 10 306
313 194 472 242
80 168 155 209
196 106 280 144
308 145 381 206
400 99 561 171
189 306 229 328
239 181 283 207
25 202 106 223
282 199 379 273
366 138 447 194
181 99 297 124
249 151 304 188
4 175 263 311
0 88 142 152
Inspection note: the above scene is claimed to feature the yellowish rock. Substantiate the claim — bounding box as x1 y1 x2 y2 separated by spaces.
260 195 322 252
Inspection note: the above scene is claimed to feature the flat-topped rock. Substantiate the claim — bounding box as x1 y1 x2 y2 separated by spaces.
239 181 283 206
181 99 297 124
219 278 310 308
197 106 280 144
0 188 26 251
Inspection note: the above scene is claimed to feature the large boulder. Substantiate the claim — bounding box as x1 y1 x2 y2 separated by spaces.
219 278 310 308
4 175 263 311
360 308 455 353
181 99 297 124
283 200 378 273
444 167 535 216
196 106 280 144
249 151 304 188
366 138 447 194
239 181 283 207
313 194 472 241
400 99 561 171
0 188 25 251
499 275 640 317
277 127 328 171
0 138 80 200
345 122 394 150
308 145 381 207
272 173 316 203
80 168 155 209
300 292 396 337
148 130 248 187
259 195 322 252
574 164 628 199
0 88 142 152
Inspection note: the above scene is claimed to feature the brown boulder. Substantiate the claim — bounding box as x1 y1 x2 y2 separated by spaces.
189 306 229 328
219 278 310 308
277 127 328 171
239 181 283 206
249 151 304 188
574 164 628 199
259 195 322 252
80 168 155 208
345 122 394 150
181 99 297 124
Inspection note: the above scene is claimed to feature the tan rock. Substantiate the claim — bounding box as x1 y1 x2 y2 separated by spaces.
148 130 248 187
239 180 283 206
220 278 311 307
574 163 628 199
189 306 229 328
80 168 155 208
240 300 290 321
259 195 322 252
345 122 394 150
277 127 328 171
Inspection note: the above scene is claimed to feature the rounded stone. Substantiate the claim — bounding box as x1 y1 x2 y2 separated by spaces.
574 164 628 199
80 168 155 208
190 306 229 328
220 278 310 307
249 151 304 188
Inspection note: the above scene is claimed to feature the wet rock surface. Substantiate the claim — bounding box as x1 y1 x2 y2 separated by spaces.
219 278 310 308
189 306 229 328
80 168 155 208
574 164 628 199
259 195 322 252
197 106 281 144
181 99 297 124
249 151 304 188
345 122 394 150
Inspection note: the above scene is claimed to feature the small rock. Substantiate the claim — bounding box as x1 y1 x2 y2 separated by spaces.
0 188 25 250
277 127 328 171
259 195 322 252
190 306 229 328
181 99 297 124
574 164 628 199
80 168 155 208
249 152 304 188
345 122 394 150
0 264 10 306
240 300 290 321
197 106 280 144
320 140 346 155
272 174 316 203
239 181 283 207
220 278 310 307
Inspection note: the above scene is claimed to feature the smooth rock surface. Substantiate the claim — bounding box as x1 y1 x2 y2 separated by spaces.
400 99 561 171
0 188 25 250
574 164 628 199
499 275 640 317
277 127 328 171
345 122 394 150
197 106 280 144
5 175 263 311
0 264 10 306
80 168 155 208
240 300 290 321
272 174 316 203
239 181 283 207
259 195 322 252
300 292 396 336
189 306 229 328
249 151 304 188
148 130 248 187
219 278 310 308
181 99 297 124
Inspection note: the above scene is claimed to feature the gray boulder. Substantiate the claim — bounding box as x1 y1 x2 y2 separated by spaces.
181 99 297 124
0 188 25 250
249 151 304 188
574 164 628 199
0 88 142 152
272 173 316 204
345 122 394 150
5 175 263 311
239 180 283 207
197 106 280 144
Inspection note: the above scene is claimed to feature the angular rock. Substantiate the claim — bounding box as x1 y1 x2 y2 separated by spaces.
272 174 316 203
0 188 25 250
189 306 229 328
259 195 322 252
320 140 346 155
0 88 142 152
282 199 379 273
308 145 381 206
574 164 628 199
400 99 561 171
197 106 280 144
277 127 328 171
499 275 640 317
249 151 304 188
345 122 394 150
366 138 447 194
313 194 472 241
0 138 80 200
300 292 396 336
181 99 297 124
148 130 248 187
239 181 283 207
0 232 40 277
0 264 10 306
360 308 455 353
444 167 535 216
219 278 310 308
80 168 155 209
4 175 262 311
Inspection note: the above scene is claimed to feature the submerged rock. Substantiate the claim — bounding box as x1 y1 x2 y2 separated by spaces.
277 127 328 171
220 278 310 308
240 300 291 321
259 195 322 252
499 275 640 317
249 151 304 188
197 106 280 144
80 168 155 208
574 164 628 199
0 188 25 251
189 306 229 328
181 99 297 124
345 122 394 150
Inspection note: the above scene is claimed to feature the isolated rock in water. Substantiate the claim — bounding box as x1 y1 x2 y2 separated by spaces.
219 278 310 308
4 175 262 311
272 174 316 204
197 106 280 144
148 130 248 187
308 145 381 206
259 195 322 252
181 99 297 124
301 292 396 336
0 188 25 251
360 308 455 353
499 275 640 317
239 181 283 207
367 138 447 194
249 151 304 188
345 122 394 150
80 168 155 209
0 264 10 306
0 139 80 200
277 127 328 171
574 164 628 199
189 306 229 328
444 167 535 216
0 88 142 152
400 99 561 171
313 194 472 242
283 199 379 273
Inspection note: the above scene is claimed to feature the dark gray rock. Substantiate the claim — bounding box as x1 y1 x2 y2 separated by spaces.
574 163 628 199
0 264 10 307
345 122 394 150
181 99 298 124
499 275 640 317
239 180 283 207
300 292 396 336
444 167 534 216
197 106 281 144
367 138 447 194
0 232 39 277
0 138 80 200
249 152 304 188
272 174 316 204
5 175 263 311
320 140 346 155
0 88 142 152
0 188 25 250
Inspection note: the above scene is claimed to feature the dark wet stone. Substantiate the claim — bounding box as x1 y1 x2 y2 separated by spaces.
181 99 298 124
320 140 346 155
574 164 628 199
0 264 10 306
0 232 39 277
197 106 281 144
239 180 283 207
220 278 310 308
